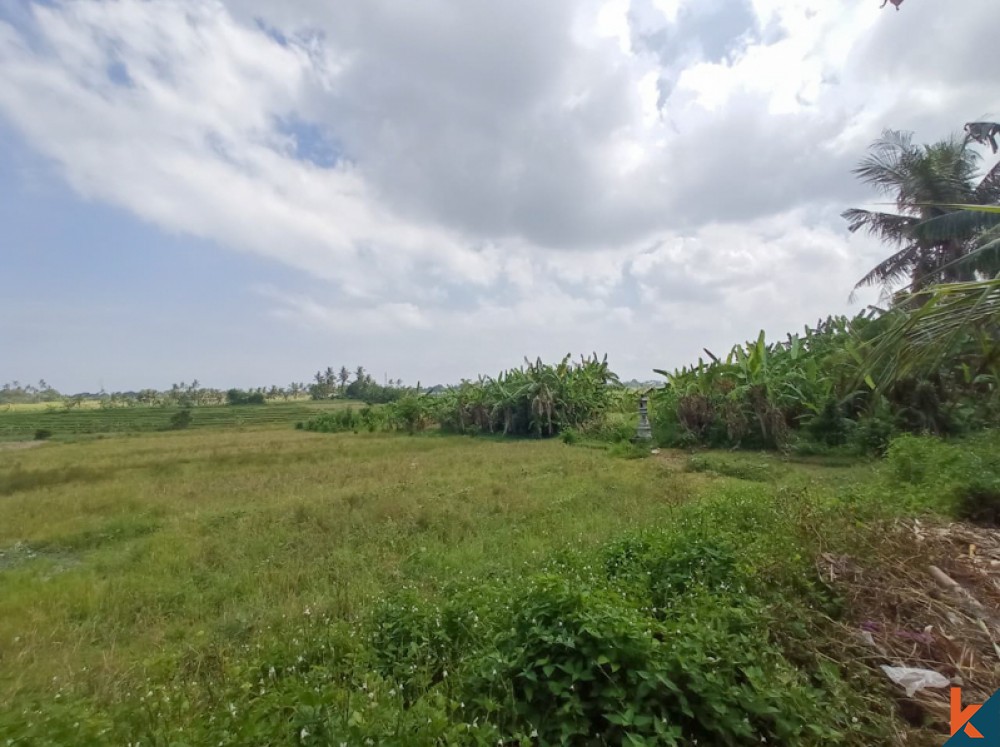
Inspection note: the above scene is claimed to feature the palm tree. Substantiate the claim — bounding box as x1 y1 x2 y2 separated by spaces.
860 205 1000 393
338 366 350 393
843 130 1000 296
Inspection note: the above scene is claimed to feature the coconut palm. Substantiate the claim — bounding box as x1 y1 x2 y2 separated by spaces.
843 130 1000 295
858 205 1000 396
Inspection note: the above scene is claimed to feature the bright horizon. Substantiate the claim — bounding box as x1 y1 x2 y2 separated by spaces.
2 0 998 392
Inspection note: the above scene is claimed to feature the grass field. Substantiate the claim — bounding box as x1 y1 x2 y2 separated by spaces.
1 423 991 745
0 401 359 441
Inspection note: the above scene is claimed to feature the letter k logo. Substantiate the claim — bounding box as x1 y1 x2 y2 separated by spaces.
952 688 984 738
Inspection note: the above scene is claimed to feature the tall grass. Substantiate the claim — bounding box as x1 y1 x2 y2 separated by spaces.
4 423 991 743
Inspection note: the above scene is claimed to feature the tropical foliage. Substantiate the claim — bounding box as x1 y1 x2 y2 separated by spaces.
651 309 998 453
302 355 631 440
434 355 625 437
843 130 1000 294
649 130 1000 454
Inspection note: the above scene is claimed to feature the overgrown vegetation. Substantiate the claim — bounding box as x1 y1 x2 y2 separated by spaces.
7 426 997 744
301 355 633 441
652 310 997 453
3 125 1000 746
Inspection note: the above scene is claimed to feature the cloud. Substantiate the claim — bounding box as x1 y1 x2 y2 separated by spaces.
0 0 997 385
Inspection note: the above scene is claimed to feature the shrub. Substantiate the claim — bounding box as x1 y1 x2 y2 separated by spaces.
468 576 688 745
881 432 1000 521
303 409 361 433
168 409 192 430
225 389 266 406
884 433 958 485
33 428 53 441
466 574 860 746
956 482 1000 526
386 395 434 433
584 411 636 443
851 412 896 456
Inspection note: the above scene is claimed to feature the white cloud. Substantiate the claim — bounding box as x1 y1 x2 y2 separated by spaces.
0 0 997 384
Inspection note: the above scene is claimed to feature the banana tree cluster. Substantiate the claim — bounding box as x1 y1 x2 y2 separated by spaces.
434 354 622 437
652 314 886 449
654 298 998 451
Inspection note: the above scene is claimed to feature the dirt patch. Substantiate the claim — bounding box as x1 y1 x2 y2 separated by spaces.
0 441 46 452
820 519 1000 740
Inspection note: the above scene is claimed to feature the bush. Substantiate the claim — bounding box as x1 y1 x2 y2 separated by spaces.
464 572 860 746
303 408 361 433
168 409 192 430
469 577 687 745
851 413 896 456
226 389 266 406
882 432 1000 521
584 411 636 443
957 482 1000 526
386 395 434 433
33 428 53 441
884 434 958 485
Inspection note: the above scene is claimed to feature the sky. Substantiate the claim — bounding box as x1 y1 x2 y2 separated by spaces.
1 0 999 392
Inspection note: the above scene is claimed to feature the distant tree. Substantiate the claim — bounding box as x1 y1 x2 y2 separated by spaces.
338 366 350 393
226 388 265 406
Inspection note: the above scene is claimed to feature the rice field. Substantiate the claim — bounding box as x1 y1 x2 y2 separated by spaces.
0 401 359 441
0 420 984 745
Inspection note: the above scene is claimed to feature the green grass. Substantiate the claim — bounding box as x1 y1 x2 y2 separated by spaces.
0 400 360 441
0 430 692 688
1 426 988 745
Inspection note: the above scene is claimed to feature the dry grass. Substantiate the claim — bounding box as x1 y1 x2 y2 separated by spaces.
820 518 1000 741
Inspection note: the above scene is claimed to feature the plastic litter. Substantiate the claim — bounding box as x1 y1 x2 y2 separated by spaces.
879 666 950 697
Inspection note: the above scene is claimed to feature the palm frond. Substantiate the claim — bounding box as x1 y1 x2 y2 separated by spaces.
852 130 918 199
853 244 920 292
841 208 917 245
911 209 1000 243
862 277 1000 386
974 159 1000 203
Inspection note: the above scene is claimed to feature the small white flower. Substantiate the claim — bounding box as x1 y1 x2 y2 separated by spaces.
300 727 309 740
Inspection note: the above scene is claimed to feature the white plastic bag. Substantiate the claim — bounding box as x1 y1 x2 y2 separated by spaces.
879 665 950 697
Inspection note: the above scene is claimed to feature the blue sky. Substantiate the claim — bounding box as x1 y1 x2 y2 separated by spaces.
1 0 997 392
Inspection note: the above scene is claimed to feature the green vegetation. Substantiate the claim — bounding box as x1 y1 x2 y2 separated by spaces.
0 401 358 441
651 130 1000 455
4 425 998 744
2 126 999 745
301 355 632 441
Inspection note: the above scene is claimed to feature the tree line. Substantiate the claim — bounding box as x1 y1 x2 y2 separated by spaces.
0 367 414 408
